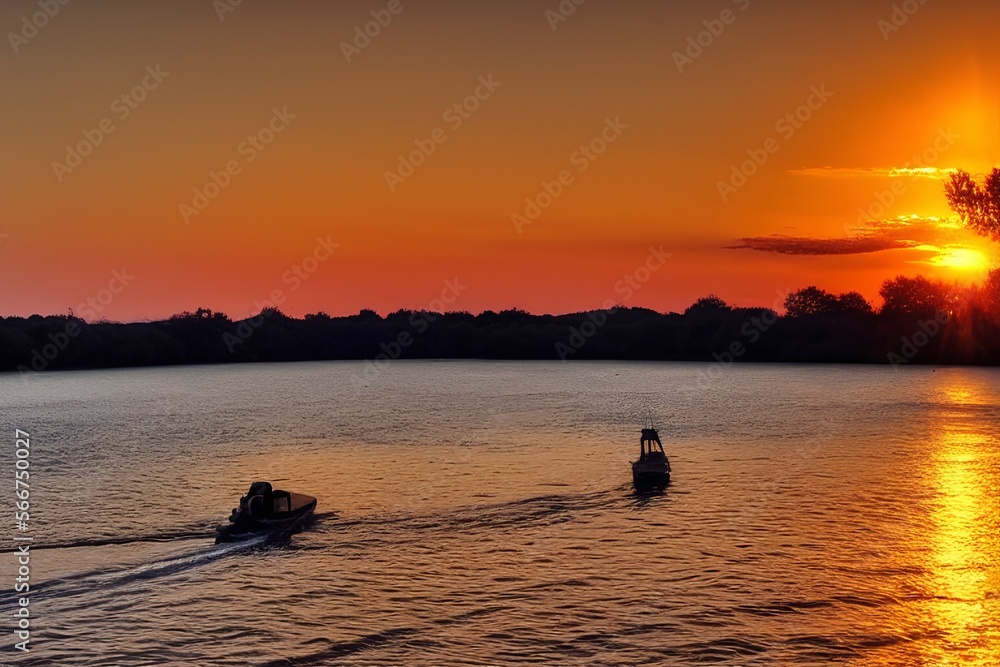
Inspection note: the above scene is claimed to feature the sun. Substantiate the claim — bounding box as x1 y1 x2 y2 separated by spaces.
929 247 991 272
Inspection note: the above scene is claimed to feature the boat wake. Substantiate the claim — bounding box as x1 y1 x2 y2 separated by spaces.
9 489 631 613
88 535 269 587
0 527 217 553
1 534 270 610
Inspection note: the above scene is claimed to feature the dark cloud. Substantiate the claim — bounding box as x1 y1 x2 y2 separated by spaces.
727 217 961 256
726 235 914 255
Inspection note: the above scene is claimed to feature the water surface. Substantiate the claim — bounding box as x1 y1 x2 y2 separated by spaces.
1 361 998 665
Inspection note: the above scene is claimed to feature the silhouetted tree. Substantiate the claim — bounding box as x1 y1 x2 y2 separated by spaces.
684 294 729 315
784 286 839 316
170 307 229 322
258 307 289 320
835 291 874 315
945 168 1000 241
979 269 1000 315
879 275 949 315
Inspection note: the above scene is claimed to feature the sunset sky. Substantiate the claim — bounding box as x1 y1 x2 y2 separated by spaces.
2 0 999 321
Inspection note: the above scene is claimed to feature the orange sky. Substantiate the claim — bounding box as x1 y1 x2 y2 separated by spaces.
2 0 999 321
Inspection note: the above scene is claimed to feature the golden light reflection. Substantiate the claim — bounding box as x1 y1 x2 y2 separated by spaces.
925 377 1000 665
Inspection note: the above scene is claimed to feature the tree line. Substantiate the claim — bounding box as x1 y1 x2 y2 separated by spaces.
4 269 1000 374
3 167 999 373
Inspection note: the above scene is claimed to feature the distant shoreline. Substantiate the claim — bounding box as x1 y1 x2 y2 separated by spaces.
4 304 998 375
2 359 979 380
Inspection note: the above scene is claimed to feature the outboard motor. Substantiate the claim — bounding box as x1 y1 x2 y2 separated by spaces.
248 481 273 497
245 481 274 519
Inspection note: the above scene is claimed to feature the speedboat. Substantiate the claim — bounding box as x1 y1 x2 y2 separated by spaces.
215 481 317 544
632 428 671 490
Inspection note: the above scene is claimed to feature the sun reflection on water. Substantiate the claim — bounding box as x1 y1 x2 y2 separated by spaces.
925 378 1000 665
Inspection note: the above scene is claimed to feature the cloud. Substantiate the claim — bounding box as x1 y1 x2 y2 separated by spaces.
789 166 957 179
727 235 913 255
728 216 966 257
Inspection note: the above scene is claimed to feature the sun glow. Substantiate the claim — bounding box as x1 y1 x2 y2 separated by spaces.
912 244 991 273
930 248 990 271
